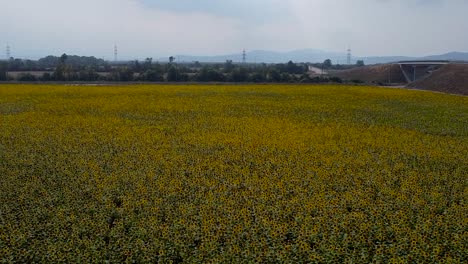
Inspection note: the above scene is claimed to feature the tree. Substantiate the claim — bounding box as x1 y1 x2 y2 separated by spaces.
118 67 134 81
0 62 7 81
299 74 311 83
8 59 25 71
78 68 99 81
224 60 234 73
133 60 142 72
167 65 180 81
280 73 292 82
143 58 152 71
169 56 175 63
40 72 52 82
109 67 134 82
60 53 68 64
54 65 66 81
267 69 281 82
356 60 365 67
142 69 164 82
54 53 70 80
287 61 296 74
196 67 225 82
38 55 105 69
323 59 332 69
229 67 248 82
329 76 343 83
18 73 37 82
250 72 265 83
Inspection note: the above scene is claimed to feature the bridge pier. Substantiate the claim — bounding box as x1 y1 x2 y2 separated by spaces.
397 61 449 83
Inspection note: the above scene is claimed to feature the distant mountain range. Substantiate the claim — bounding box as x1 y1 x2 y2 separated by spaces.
360 52 468 65
160 50 468 65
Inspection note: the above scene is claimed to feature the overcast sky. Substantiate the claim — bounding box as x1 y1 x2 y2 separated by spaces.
1 0 467 59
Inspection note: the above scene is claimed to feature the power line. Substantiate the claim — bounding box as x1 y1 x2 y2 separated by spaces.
242 49 246 64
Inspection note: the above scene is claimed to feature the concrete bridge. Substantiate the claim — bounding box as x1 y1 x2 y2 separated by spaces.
397 60 450 83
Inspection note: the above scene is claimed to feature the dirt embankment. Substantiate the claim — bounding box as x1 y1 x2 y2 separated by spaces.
408 64 468 95
329 64 406 84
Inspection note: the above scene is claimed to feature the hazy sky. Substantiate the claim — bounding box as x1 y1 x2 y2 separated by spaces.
1 0 467 59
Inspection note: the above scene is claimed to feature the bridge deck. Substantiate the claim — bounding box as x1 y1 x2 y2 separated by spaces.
397 61 450 65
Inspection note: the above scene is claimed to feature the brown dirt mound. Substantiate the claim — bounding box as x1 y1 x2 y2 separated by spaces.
408 64 468 95
329 64 406 84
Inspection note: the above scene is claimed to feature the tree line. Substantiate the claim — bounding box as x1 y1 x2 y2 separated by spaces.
0 54 365 83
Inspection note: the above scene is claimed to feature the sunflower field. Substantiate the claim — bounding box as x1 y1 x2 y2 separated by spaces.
0 84 467 263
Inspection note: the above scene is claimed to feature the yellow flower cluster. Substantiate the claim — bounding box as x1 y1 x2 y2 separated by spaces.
0 84 466 262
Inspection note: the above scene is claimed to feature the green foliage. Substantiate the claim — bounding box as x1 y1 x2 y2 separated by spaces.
0 62 7 81
249 72 265 83
229 67 249 82
267 69 281 82
77 68 99 81
17 73 37 82
141 69 164 82
53 64 67 81
167 65 188 82
109 67 134 82
224 60 234 73
60 53 68 64
323 59 332 69
196 67 226 82
40 72 53 82
3 56 316 83
39 54 106 68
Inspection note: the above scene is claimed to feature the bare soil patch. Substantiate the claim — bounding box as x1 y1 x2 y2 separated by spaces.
408 64 468 95
329 64 406 84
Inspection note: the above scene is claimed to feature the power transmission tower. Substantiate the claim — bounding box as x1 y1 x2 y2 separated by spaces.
5 44 10 80
6 44 11 60
114 44 118 62
242 49 246 64
346 47 352 65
